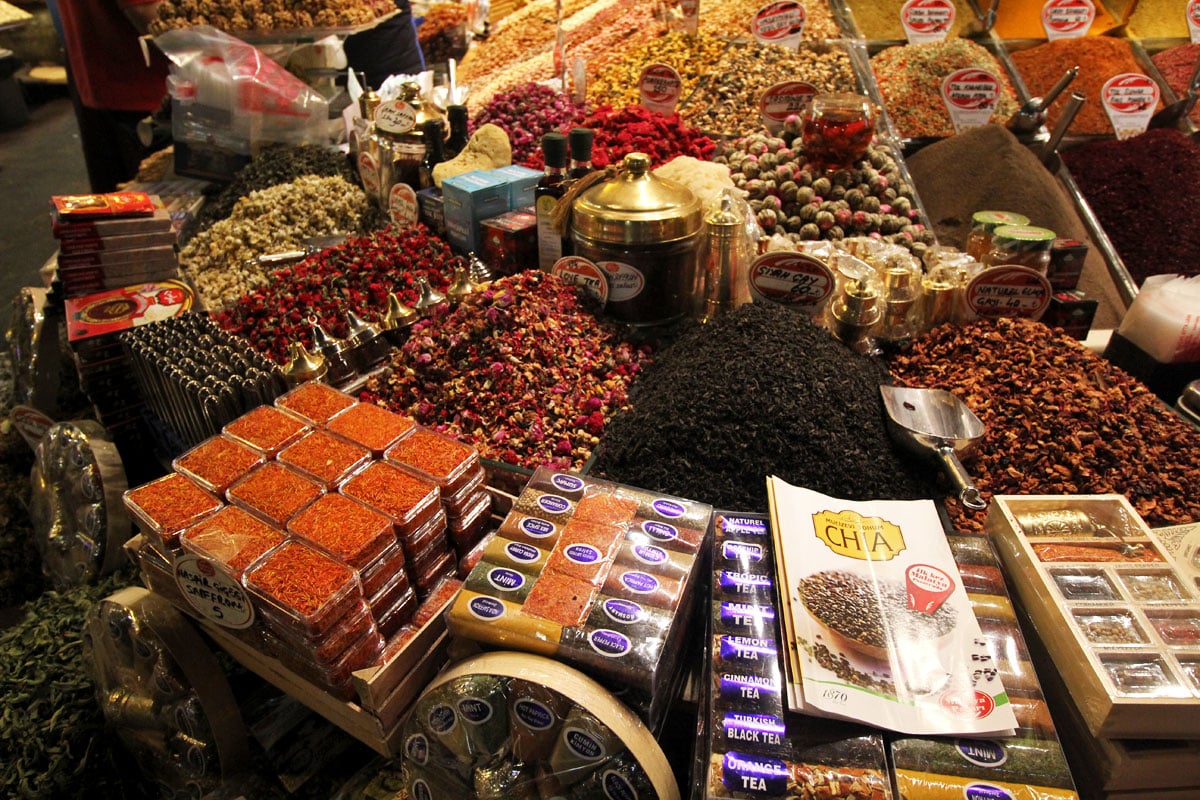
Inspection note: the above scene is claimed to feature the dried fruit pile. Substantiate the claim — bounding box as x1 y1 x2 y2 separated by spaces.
887 317 1200 531
362 271 650 470
214 225 461 364
472 83 589 168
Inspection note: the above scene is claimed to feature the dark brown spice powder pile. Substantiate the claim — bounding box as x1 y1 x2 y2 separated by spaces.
591 303 934 511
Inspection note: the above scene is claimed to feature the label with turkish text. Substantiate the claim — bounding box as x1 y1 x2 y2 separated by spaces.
966 265 1052 321
639 63 683 115
759 81 818 134
1041 0 1095 39
552 256 609 304
901 0 955 43
748 251 834 314
752 1 806 48
942 68 1001 132
1190 0 1200 43
1102 73 1159 140
174 554 254 629
388 183 419 227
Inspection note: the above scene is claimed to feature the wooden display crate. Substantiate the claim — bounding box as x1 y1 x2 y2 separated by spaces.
987 494 1200 739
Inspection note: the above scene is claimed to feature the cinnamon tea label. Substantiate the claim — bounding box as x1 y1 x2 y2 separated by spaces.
941 68 1001 133
759 81 818 134
1041 0 1095 40
747 251 834 315
1101 73 1159 140
901 0 955 44
639 63 682 115
174 554 255 629
966 265 1052 320
752 1 806 49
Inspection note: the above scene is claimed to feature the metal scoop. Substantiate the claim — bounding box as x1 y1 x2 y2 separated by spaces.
1008 65 1079 137
880 385 987 511
1150 58 1200 130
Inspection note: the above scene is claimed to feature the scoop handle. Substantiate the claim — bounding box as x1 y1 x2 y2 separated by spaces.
936 444 987 511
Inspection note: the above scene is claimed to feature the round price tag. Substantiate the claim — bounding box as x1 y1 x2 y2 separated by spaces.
174 555 255 629
639 63 683 115
752 1 806 48
1190 0 1200 44
389 183 419 228
551 256 609 304
1102 72 1160 140
941 68 1001 133
966 265 1052 321
375 100 417 134
358 151 381 197
901 0 956 43
747 251 834 314
680 0 699 34
906 563 955 613
1041 0 1095 40
11 404 55 452
759 81 818 134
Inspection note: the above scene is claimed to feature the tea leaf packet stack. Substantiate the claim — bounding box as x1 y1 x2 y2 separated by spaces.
767 479 1017 736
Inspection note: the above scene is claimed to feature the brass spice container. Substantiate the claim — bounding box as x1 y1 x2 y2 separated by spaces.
570 153 702 326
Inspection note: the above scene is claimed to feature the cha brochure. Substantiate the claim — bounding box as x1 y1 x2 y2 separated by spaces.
767 478 1017 736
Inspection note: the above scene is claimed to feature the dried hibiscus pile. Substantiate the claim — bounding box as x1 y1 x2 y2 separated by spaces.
213 225 461 364
526 103 717 170
362 271 651 470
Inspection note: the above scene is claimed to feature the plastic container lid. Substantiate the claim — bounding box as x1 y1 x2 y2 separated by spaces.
374 585 418 638
342 460 441 532
275 381 357 424
227 462 324 528
223 405 310 456
970 210 1030 234
266 597 376 664
123 472 223 545
444 467 489 515
361 541 408 599
369 567 414 616
288 493 396 570
992 224 1057 251
385 427 480 492
277 429 371 489
173 434 265 497
180 504 285 578
245 539 364 637
326 402 417 456
413 549 457 595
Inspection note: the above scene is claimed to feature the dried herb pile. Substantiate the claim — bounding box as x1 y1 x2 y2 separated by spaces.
591 302 933 511
0 569 151 800
363 271 650 471
887 317 1200 531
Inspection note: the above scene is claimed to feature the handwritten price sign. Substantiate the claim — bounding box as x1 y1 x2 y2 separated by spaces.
941 68 1001 132
1101 72 1159 139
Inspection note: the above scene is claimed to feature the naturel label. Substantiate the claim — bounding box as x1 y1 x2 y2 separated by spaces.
639 63 683 115
1041 0 1095 40
901 0 956 43
1101 73 1159 140
388 182 419 227
966 265 1052 320
747 251 834 314
759 81 818 134
552 256 608 304
751 0 806 48
941 68 1001 133
174 554 254 629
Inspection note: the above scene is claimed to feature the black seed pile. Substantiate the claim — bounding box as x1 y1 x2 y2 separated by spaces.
189 143 369 239
591 303 934 511
799 570 957 649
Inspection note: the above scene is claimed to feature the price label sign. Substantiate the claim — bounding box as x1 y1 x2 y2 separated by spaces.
1042 0 1095 39
680 0 699 35
175 555 255 629
759 81 818 134
389 183 419 228
966 265 1052 321
941 68 1002 132
752 0 806 49
375 100 417 134
901 0 956 44
551 256 609 304
1190 0 1200 43
1102 72 1160 140
748 251 834 315
639 63 683 115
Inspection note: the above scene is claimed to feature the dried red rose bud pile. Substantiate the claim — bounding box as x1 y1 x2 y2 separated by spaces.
473 82 589 168
214 225 461 364
524 104 716 170
361 271 651 470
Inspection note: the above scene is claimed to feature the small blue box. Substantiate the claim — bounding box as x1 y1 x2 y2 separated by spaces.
442 170 511 254
493 164 543 208
416 187 445 238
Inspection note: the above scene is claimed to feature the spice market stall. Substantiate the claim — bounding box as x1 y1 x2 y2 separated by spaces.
6 0 1200 798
